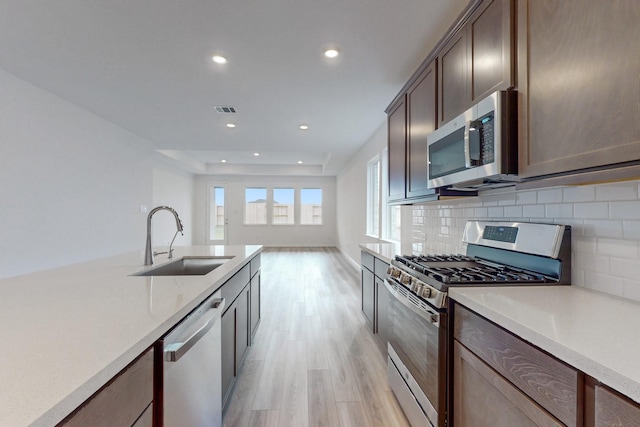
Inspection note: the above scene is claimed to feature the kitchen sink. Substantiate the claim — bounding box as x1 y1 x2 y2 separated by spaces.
132 256 234 276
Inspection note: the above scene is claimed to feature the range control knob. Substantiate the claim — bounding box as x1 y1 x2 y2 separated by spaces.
400 273 411 285
391 268 401 278
421 286 433 298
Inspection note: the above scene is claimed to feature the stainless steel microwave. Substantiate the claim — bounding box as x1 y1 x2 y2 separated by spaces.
427 90 518 189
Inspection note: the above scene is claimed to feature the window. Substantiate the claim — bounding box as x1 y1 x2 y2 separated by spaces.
209 186 225 240
387 205 402 241
366 156 380 236
273 188 294 225
300 188 322 225
245 187 267 224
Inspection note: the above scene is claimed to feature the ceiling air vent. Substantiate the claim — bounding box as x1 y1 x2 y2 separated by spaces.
213 105 236 114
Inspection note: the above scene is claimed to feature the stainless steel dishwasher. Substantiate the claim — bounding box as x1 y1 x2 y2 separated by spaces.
162 290 225 427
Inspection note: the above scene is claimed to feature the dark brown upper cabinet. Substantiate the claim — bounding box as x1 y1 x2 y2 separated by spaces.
406 61 438 199
516 0 640 179
439 0 514 125
387 97 407 202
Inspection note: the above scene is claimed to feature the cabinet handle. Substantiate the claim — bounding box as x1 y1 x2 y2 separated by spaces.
164 298 226 362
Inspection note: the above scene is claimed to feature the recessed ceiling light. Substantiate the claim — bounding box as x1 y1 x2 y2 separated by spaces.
221 159 227 163
299 125 309 130
324 48 340 58
212 55 227 64
226 123 236 128
253 152 260 157
297 161 303 164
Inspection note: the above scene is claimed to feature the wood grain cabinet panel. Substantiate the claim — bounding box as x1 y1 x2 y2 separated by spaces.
453 341 563 427
517 0 640 178
387 98 407 201
406 61 437 199
59 348 153 427
439 30 468 125
594 383 640 427
469 0 513 101
454 304 581 427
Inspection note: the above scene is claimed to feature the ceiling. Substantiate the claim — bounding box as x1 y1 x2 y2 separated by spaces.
0 0 468 176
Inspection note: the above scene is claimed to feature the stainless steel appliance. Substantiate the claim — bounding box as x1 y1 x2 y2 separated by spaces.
162 290 226 427
427 90 518 190
385 221 571 427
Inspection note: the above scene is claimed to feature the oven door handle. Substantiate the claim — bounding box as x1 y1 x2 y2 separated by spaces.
384 279 440 327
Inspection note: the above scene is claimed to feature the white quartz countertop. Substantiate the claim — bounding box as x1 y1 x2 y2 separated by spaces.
0 245 262 427
449 286 640 404
359 242 397 264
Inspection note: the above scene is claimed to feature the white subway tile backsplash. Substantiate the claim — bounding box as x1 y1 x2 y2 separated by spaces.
610 201 640 219
573 202 608 219
596 182 638 201
522 204 545 218
411 178 640 303
623 221 640 239
563 186 596 202
537 188 563 203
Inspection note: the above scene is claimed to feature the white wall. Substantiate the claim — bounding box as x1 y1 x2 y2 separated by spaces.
193 175 336 247
412 180 640 302
336 123 390 265
151 161 195 247
0 68 193 279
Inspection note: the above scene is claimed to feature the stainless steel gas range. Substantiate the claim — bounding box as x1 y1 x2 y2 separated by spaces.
384 221 571 427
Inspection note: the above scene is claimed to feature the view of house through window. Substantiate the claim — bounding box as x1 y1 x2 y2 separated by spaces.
273 188 294 224
300 188 322 225
245 187 267 224
209 186 225 240
366 156 380 236
387 205 401 241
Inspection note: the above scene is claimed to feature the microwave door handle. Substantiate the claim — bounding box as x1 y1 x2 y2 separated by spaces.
464 121 472 168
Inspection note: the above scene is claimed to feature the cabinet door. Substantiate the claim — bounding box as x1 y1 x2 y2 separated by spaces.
236 284 250 367
375 276 390 345
387 97 407 201
593 383 640 427
517 0 640 178
453 341 563 427
361 267 375 329
469 0 513 101
406 61 437 199
221 303 236 407
60 348 153 427
439 29 468 125
250 271 261 340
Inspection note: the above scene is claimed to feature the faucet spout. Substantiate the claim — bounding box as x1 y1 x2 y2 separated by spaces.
144 206 184 265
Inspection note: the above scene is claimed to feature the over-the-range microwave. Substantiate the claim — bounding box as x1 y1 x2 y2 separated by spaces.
427 90 518 190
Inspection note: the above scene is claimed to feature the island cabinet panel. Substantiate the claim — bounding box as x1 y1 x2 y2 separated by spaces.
453 304 581 427
406 61 437 199
517 0 640 178
361 263 375 329
250 270 261 340
453 341 563 427
584 379 640 427
59 348 154 427
387 97 407 201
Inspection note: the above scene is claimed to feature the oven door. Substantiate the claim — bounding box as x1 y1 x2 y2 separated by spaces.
384 278 445 426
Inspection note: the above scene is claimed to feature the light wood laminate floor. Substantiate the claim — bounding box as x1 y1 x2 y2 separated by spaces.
223 247 410 427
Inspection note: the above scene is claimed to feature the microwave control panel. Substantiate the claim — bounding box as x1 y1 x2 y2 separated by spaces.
470 112 495 165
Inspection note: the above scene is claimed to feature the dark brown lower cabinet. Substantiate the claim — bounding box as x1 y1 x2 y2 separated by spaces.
59 348 154 427
453 341 563 427
585 378 640 427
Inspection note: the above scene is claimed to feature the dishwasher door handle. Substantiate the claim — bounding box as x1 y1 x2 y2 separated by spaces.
164 297 225 362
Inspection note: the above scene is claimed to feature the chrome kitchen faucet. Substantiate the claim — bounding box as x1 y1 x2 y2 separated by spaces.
144 206 184 265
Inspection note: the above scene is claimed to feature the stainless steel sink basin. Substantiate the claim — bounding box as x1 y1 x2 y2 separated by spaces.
132 256 233 276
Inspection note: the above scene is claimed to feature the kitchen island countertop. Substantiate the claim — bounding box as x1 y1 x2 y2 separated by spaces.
0 245 262 427
449 285 640 404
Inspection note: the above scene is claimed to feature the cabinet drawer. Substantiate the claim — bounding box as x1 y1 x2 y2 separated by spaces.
454 304 581 427
221 263 250 310
60 347 154 427
361 251 374 272
250 254 261 278
594 382 640 427
374 258 389 278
